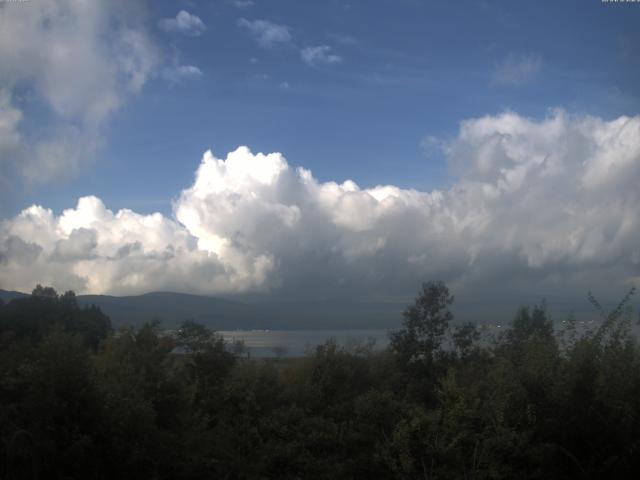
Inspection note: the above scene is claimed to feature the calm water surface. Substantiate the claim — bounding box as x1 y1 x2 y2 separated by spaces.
219 321 627 357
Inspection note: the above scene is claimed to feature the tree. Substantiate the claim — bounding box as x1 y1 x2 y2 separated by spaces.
32 284 57 299
389 280 454 364
176 320 236 410
176 319 218 354
0 286 111 348
452 322 481 358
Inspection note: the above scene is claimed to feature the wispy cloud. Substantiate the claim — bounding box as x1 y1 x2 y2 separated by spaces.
0 0 158 184
162 65 203 83
301 45 343 67
328 33 358 46
238 18 292 48
233 0 256 7
492 53 543 86
238 19 343 68
159 10 207 37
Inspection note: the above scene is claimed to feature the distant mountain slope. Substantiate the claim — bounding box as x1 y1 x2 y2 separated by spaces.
0 290 28 303
78 292 261 329
0 289 401 330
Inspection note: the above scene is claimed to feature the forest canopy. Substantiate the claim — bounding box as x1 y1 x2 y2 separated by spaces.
0 283 639 479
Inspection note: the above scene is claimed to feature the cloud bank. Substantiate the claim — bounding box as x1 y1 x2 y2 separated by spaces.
1 111 639 304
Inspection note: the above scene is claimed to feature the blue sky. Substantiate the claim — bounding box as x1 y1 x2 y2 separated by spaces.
1 0 640 312
5 0 640 217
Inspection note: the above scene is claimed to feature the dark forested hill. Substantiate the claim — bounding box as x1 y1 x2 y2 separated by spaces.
0 289 400 329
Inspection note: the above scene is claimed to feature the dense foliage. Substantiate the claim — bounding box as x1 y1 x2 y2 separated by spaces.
1 283 639 479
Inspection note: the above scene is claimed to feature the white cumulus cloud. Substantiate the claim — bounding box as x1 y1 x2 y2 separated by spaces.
0 196 272 296
1 111 640 307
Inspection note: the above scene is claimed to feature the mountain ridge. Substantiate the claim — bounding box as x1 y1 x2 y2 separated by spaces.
0 289 401 330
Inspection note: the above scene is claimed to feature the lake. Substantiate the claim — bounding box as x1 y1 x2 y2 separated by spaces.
218 320 628 358
219 329 391 357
